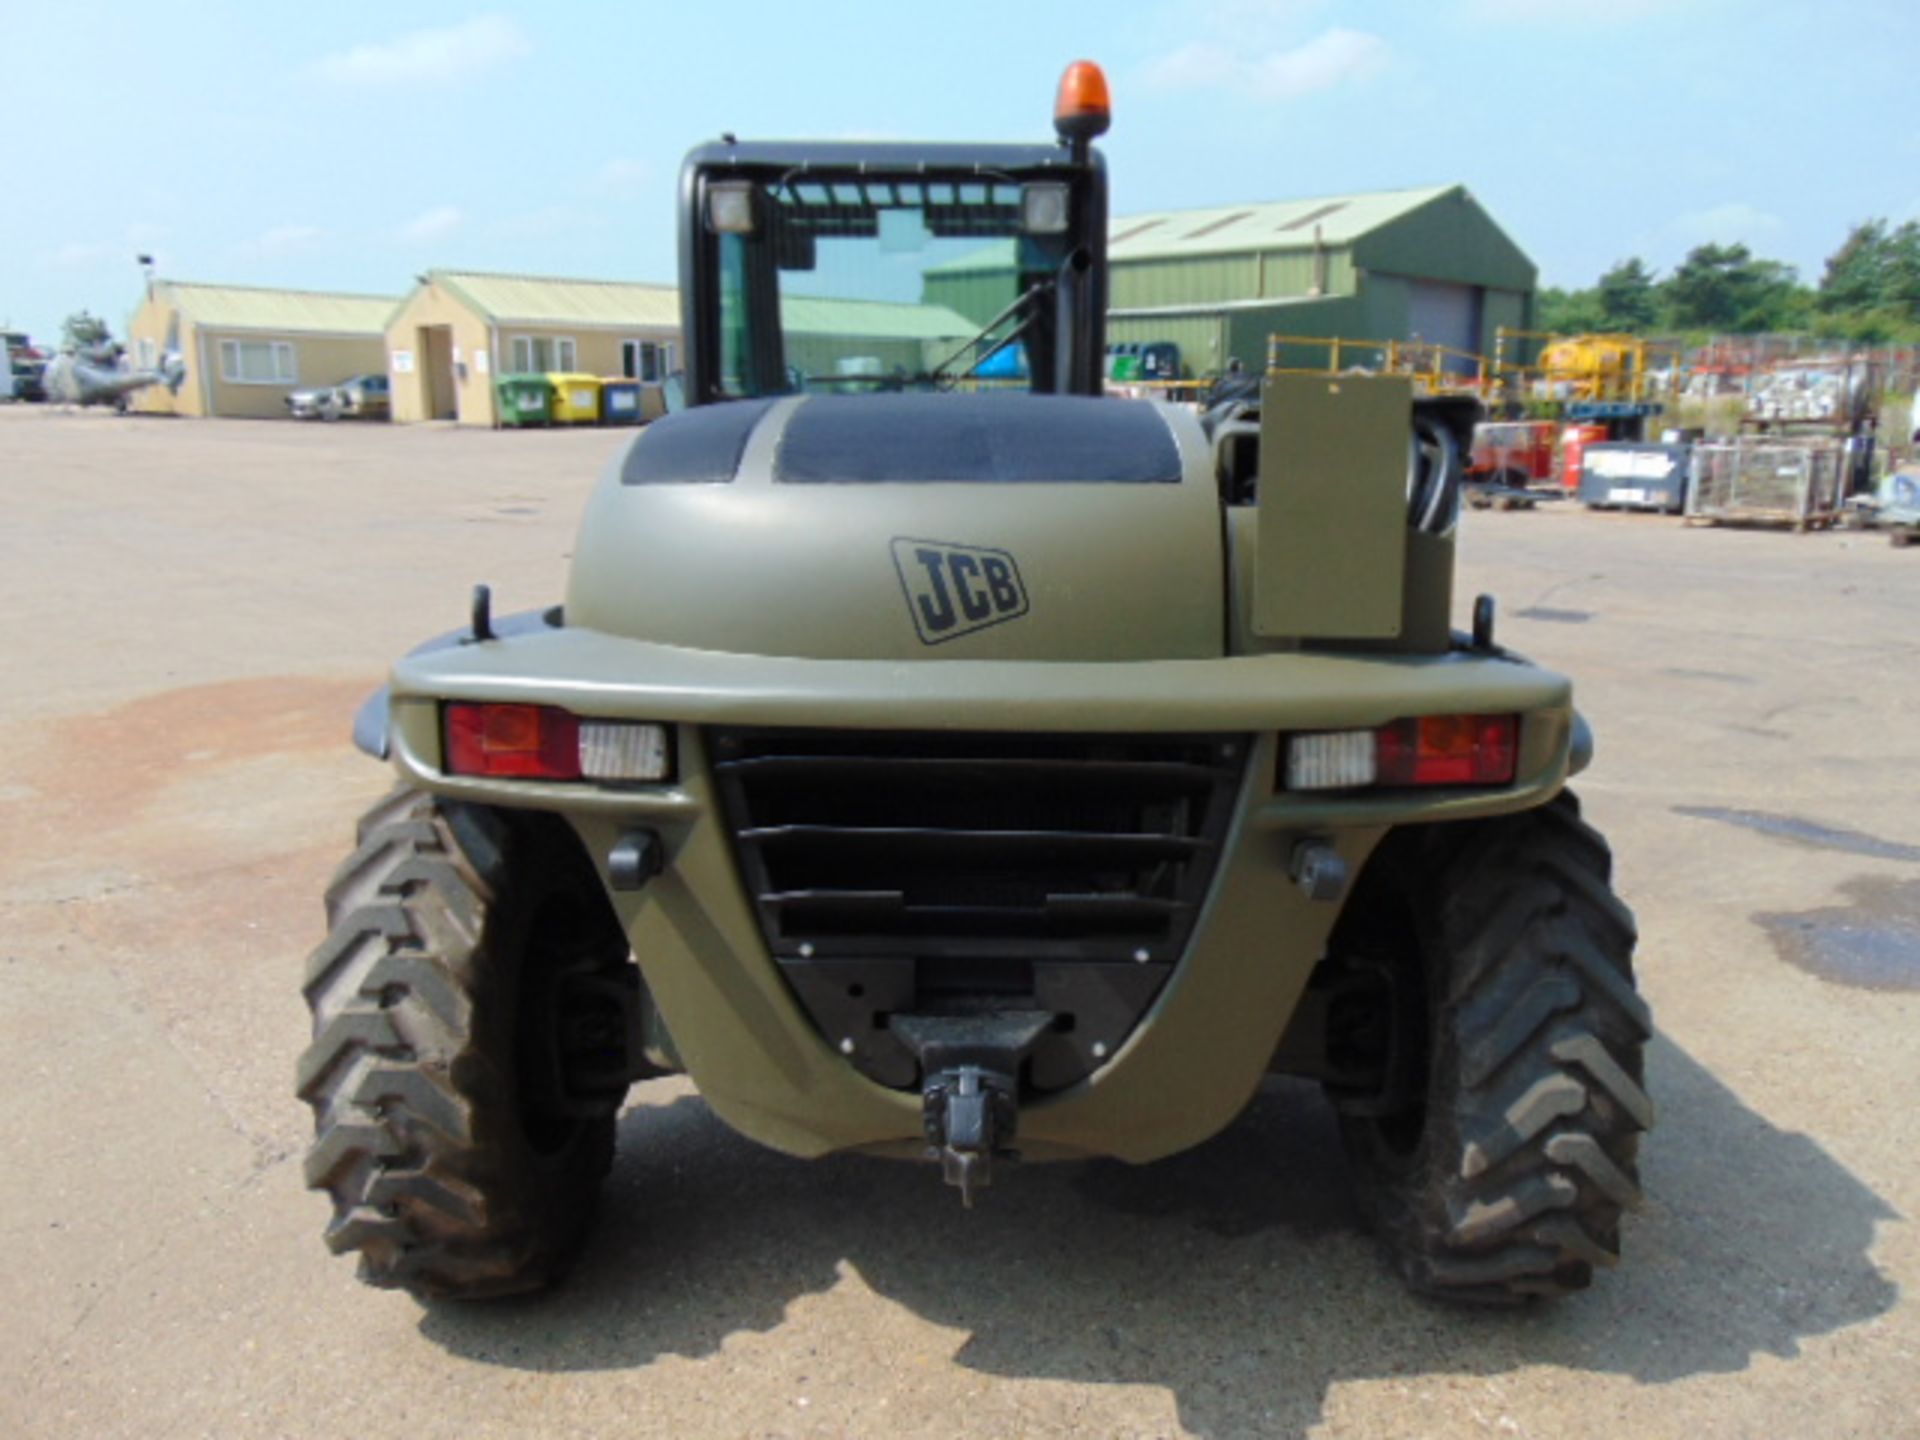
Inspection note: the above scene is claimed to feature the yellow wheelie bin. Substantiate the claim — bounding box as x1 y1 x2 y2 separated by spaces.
547 372 602 425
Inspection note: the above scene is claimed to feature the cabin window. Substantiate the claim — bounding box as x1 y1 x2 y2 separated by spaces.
621 339 676 382
509 336 578 373
219 339 296 385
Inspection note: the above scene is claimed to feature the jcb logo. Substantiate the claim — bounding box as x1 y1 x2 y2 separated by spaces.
891 538 1029 645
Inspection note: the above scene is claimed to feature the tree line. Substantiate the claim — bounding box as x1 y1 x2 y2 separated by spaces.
1539 219 1920 343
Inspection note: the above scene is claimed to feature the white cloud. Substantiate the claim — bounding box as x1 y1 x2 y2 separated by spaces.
597 157 651 191
1670 201 1784 248
398 206 464 245
313 15 529 87
489 206 605 241
1143 27 1386 101
235 224 324 260
44 241 115 270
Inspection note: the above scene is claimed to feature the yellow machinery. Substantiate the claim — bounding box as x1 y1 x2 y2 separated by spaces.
1491 329 1677 408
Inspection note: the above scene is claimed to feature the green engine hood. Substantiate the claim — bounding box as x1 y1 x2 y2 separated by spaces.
565 394 1226 662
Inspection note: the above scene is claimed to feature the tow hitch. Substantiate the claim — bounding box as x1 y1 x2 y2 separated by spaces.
891 1011 1052 1206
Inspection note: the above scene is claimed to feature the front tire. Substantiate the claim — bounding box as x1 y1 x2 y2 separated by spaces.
297 788 635 1298
1335 791 1653 1304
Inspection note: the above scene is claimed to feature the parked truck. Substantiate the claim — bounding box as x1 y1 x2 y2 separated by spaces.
3 329 47 401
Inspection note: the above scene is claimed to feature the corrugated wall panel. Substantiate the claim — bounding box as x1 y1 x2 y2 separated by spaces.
926 245 1368 342
921 271 1019 327
1235 297 1370 372
1360 273 1411 344
1480 288 1528 351
1110 256 1259 309
1253 250 1356 299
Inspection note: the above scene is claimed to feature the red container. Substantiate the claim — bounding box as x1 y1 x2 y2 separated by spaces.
1471 420 1557 486
1561 424 1609 491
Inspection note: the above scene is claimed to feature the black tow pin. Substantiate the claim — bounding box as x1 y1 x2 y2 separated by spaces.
1472 593 1497 651
939 1069 996 1208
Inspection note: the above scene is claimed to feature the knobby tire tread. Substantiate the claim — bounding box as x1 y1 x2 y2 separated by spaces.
298 787 616 1299
1343 790 1653 1305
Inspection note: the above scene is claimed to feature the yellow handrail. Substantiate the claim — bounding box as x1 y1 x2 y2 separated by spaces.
1261 333 1492 395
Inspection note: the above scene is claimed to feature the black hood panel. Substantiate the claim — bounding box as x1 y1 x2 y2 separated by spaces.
621 398 778 484
777 394 1182 484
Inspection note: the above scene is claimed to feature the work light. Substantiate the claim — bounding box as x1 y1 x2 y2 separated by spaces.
707 181 757 235
1021 182 1071 235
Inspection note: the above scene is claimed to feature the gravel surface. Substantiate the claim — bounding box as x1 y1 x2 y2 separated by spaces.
1 407 1915 1439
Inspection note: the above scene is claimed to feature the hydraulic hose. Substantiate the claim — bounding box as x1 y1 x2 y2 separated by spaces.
1407 415 1462 535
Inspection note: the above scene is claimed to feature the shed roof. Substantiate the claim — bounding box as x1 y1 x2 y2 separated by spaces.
927 185 1462 274
1108 186 1458 260
432 270 680 329
782 294 973 339
158 281 398 335
427 270 970 339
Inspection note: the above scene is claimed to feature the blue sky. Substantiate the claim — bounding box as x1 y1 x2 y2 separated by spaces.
5 1 1917 343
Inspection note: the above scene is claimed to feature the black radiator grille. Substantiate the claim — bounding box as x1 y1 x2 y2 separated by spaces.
708 729 1247 963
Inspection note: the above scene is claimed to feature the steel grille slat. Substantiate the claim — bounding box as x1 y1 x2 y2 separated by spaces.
709 728 1246 962
742 825 1211 862
762 890 1192 915
762 890 1192 934
714 754 1229 791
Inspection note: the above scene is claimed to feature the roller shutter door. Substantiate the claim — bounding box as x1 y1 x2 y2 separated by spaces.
1407 280 1482 371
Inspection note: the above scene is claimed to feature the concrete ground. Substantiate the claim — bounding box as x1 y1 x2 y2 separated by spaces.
1 405 1915 1440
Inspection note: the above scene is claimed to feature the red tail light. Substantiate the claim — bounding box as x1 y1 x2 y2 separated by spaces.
1285 713 1520 790
1375 713 1517 787
445 703 581 779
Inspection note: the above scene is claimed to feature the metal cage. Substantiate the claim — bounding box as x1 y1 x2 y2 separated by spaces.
1686 438 1846 529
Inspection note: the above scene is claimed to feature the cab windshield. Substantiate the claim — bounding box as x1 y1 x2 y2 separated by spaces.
711 171 1078 399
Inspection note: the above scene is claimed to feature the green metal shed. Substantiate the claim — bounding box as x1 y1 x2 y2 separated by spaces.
923 184 1535 379
778 295 976 381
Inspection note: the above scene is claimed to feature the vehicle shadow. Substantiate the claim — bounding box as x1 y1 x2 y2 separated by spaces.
419 1035 1899 1438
